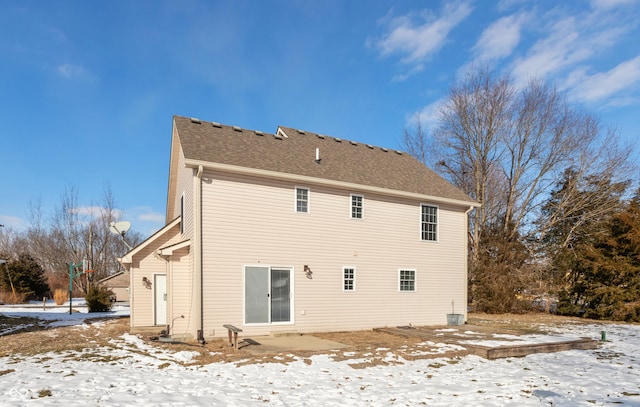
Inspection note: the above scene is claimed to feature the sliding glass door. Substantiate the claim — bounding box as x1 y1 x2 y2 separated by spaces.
244 266 291 324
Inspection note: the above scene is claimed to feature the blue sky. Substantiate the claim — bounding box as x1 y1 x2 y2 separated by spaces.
1 0 639 237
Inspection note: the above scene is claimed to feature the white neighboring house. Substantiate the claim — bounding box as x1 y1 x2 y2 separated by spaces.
120 116 479 342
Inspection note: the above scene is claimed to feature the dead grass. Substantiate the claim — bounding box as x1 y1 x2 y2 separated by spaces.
0 312 608 367
0 290 27 305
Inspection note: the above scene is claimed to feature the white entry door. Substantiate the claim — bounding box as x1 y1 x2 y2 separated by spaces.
154 274 167 325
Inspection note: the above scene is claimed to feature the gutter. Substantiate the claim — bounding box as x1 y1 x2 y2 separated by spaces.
195 164 205 343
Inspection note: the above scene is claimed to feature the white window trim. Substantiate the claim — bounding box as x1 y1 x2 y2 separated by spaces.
242 264 295 327
295 186 310 213
420 203 439 242
398 268 417 292
342 266 356 292
350 194 364 219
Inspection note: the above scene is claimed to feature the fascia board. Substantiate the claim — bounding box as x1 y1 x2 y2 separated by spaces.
184 158 481 209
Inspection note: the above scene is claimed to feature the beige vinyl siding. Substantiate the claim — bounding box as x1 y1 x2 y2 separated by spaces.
128 223 183 329
165 124 181 223
199 170 468 339
173 148 195 238
129 243 165 328
167 246 194 340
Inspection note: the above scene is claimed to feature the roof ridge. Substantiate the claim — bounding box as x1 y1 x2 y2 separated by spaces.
175 115 275 137
278 126 404 154
175 117 404 153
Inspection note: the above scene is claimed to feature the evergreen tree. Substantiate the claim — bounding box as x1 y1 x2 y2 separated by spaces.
558 190 640 321
0 254 50 300
472 223 530 313
539 169 628 297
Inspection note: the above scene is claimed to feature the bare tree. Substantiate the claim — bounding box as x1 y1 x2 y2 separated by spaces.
434 67 514 271
401 113 431 166
404 65 635 310
84 186 130 281
18 185 144 295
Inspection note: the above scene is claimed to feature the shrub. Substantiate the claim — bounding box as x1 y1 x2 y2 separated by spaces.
53 289 68 305
47 273 69 293
0 254 50 301
85 286 114 313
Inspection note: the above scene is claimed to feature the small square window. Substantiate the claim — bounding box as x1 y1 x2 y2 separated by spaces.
399 269 415 292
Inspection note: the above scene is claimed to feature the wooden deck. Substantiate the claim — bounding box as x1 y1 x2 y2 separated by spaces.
375 325 599 360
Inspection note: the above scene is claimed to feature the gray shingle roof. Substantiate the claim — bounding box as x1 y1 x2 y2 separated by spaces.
174 116 475 205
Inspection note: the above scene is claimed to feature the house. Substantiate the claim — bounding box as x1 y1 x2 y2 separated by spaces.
120 116 479 342
97 270 130 302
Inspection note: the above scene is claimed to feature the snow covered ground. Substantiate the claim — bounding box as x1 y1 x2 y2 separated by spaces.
1 302 639 406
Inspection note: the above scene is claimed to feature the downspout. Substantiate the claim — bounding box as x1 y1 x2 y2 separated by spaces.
463 205 474 321
195 165 205 343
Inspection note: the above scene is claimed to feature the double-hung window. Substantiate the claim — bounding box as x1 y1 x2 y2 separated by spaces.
421 204 438 241
343 267 355 291
296 187 309 213
351 194 363 219
399 269 416 292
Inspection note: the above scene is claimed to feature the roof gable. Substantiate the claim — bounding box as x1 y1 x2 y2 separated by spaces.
119 216 181 265
97 270 129 285
172 116 476 205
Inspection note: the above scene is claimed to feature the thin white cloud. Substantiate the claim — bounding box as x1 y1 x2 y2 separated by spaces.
473 13 528 61
70 206 100 217
408 98 447 131
567 56 640 103
71 206 122 219
512 17 594 84
496 0 527 12
117 207 165 238
591 0 636 9
0 215 28 230
392 63 425 82
373 2 473 67
138 212 165 223
56 63 88 79
511 1 637 88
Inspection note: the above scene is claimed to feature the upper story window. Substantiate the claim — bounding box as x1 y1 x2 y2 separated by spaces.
351 194 363 219
421 204 438 241
296 187 309 213
399 269 416 292
343 267 355 291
